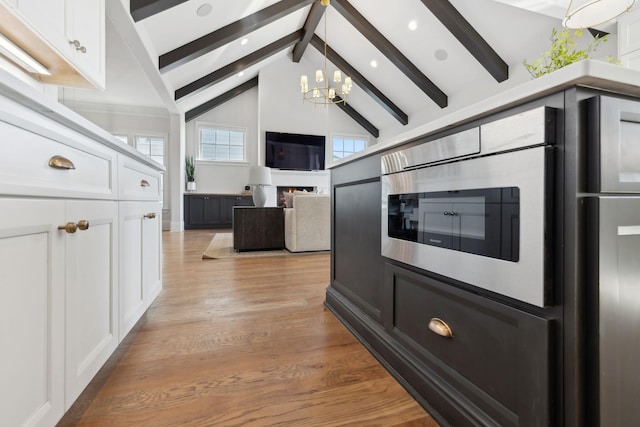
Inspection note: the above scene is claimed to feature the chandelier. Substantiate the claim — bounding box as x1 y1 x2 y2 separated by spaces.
299 0 352 105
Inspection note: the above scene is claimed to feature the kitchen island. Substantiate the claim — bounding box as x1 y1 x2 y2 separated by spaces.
326 60 640 427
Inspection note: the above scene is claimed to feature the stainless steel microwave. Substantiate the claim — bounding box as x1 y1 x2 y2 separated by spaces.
381 106 556 307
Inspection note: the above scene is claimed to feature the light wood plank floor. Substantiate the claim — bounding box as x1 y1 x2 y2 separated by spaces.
58 230 438 427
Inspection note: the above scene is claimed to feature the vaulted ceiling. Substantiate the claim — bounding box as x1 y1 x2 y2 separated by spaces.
74 0 621 141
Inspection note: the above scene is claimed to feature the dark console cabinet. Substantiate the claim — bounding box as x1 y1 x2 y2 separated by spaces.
184 194 253 229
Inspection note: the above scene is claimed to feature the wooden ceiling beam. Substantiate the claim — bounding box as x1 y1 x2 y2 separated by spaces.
175 31 302 101
159 0 313 73
292 1 326 63
334 96 379 138
310 35 408 125
130 0 188 22
185 77 259 122
331 0 447 108
419 0 508 82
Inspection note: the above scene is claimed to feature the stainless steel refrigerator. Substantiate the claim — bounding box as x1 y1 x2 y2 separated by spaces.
586 95 640 426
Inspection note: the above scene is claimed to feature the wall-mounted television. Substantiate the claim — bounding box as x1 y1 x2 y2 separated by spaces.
265 131 325 171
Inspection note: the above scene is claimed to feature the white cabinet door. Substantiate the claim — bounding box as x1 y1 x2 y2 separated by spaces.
65 0 105 89
0 198 65 427
64 200 118 408
119 201 162 340
12 0 71 59
142 201 162 306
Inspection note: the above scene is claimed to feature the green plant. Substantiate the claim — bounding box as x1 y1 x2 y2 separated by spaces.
523 27 613 78
185 156 195 182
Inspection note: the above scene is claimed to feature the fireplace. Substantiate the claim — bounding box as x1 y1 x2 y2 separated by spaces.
277 186 316 207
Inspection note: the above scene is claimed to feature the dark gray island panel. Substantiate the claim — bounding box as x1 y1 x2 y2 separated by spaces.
331 154 385 323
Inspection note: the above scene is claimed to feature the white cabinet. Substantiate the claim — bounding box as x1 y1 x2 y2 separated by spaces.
0 0 105 88
619 8 640 71
0 69 163 426
119 201 162 339
11 0 68 58
64 200 118 408
64 0 105 89
0 199 65 427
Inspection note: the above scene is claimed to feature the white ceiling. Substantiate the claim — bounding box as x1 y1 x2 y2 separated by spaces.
62 0 626 138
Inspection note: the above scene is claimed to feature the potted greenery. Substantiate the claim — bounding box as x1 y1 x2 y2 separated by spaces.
185 156 196 191
523 27 612 78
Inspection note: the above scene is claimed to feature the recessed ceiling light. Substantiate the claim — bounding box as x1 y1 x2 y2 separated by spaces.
408 20 418 31
370 60 378 68
238 71 245 77
241 38 249 46
434 49 448 61
196 3 212 17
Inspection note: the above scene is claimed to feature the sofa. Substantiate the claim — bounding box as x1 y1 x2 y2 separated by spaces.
284 193 330 252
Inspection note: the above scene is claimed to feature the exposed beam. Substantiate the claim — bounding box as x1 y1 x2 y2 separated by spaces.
419 0 508 82
292 1 326 63
185 77 259 122
331 0 447 108
159 0 313 73
130 0 188 22
175 31 302 101
310 35 408 125
334 96 379 138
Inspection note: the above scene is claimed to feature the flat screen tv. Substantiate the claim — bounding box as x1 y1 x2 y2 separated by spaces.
265 131 325 171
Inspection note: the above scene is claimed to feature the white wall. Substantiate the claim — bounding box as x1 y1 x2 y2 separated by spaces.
259 56 375 156
184 86 259 195
182 58 369 206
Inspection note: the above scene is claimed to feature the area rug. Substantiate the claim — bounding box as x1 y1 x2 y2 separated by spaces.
202 233 326 259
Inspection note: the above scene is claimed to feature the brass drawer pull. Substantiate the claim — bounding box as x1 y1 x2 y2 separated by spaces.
58 222 78 234
140 179 150 187
144 213 156 219
428 318 453 338
49 155 76 170
77 220 90 231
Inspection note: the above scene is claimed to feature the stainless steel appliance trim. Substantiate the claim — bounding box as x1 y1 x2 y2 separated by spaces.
381 127 479 175
382 146 548 307
381 106 553 176
597 196 640 426
480 106 551 155
598 96 640 193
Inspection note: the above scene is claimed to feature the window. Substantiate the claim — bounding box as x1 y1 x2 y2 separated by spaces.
332 135 368 161
198 124 245 162
134 135 165 165
134 135 165 204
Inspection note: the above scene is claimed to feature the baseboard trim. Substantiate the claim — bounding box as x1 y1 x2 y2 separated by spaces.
324 285 485 427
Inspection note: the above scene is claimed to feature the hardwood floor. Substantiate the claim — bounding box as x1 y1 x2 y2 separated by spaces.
58 230 438 427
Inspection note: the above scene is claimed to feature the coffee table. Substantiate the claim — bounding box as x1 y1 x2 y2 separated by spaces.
232 206 285 251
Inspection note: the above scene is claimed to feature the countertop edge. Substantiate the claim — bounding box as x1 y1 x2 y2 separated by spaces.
328 60 640 169
0 68 166 172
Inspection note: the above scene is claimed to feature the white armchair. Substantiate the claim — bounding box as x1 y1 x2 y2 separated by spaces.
284 194 330 252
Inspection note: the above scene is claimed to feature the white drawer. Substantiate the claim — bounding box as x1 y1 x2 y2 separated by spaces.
0 119 116 199
118 155 161 201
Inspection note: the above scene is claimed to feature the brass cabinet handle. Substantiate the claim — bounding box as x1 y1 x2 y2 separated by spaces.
77 220 90 231
49 155 76 170
144 213 156 219
58 222 78 234
428 318 453 338
140 179 150 187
